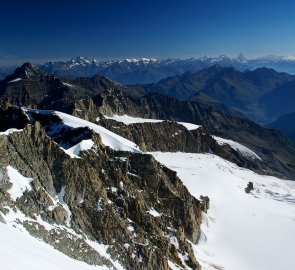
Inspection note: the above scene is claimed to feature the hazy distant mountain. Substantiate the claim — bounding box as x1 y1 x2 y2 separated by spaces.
36 54 295 84
0 66 17 80
268 112 295 143
135 65 295 123
258 80 295 121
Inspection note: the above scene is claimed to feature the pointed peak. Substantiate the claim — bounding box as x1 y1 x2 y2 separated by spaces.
6 62 45 81
237 53 246 61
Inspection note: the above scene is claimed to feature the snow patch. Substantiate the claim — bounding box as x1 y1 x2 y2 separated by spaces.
58 186 72 227
8 78 22 83
213 136 261 160
102 114 201 130
86 240 125 270
62 82 74 87
147 208 162 217
177 122 201 130
168 260 182 270
53 111 141 153
66 139 95 156
0 128 23 136
103 114 163 125
6 166 32 201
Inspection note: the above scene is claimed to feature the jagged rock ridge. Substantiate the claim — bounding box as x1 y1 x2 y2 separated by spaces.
0 107 209 270
72 89 295 180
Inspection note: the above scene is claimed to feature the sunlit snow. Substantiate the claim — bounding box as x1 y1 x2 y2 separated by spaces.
151 152 295 270
6 166 33 201
8 78 22 83
213 136 261 160
0 128 23 136
54 111 141 153
66 139 95 157
103 114 201 130
0 223 109 270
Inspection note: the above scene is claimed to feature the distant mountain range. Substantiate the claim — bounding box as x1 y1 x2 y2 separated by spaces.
130 65 295 124
34 55 295 84
2 61 295 125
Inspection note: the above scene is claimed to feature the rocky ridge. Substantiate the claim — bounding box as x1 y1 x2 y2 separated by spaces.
0 107 209 270
72 89 295 180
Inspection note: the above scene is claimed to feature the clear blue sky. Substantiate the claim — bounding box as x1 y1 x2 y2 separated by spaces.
1 0 295 65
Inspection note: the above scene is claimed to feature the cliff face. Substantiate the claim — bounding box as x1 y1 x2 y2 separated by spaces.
0 107 209 270
99 119 210 153
97 118 277 175
72 89 295 180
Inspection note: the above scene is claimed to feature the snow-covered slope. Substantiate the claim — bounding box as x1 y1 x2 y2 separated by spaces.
54 111 141 153
213 136 261 160
66 139 95 157
103 114 201 130
0 223 109 270
151 152 295 270
26 110 141 154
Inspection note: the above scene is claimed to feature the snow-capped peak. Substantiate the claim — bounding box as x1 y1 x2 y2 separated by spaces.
237 53 246 62
68 56 97 68
122 58 158 64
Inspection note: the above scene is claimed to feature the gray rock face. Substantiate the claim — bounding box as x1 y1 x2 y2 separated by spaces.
0 111 209 269
73 89 295 180
97 118 283 177
99 119 210 152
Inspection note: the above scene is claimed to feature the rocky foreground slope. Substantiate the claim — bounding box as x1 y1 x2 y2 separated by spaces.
0 107 210 270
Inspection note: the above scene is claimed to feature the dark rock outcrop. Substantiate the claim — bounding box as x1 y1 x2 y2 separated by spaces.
0 63 127 112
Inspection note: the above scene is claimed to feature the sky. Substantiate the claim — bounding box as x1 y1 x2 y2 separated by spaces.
1 0 295 65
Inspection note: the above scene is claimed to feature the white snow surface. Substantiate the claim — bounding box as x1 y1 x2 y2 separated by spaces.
53 111 141 153
62 82 74 87
213 136 261 160
66 139 95 157
147 208 162 217
58 186 72 227
86 240 125 270
6 166 33 201
0 128 23 136
102 114 201 130
8 78 22 83
177 122 201 130
150 152 295 270
0 223 109 270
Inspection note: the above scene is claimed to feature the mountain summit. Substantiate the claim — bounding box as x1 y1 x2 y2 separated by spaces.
5 62 44 81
